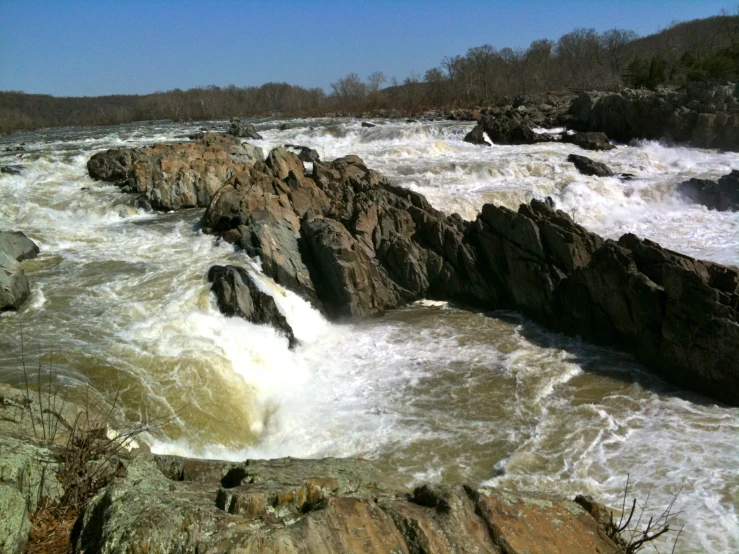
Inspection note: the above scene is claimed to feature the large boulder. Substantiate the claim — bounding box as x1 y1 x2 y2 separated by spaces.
567 154 614 177
0 231 39 312
227 117 262 140
677 170 739 211
463 124 490 146
73 453 619 554
207 265 297 348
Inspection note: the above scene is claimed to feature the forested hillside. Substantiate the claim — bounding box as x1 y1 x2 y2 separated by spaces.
2 13 738 134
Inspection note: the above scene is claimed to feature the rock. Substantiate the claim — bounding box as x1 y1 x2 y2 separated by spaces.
279 123 292 130
227 117 262 140
677 170 739 211
562 131 615 151
72 452 618 554
479 112 557 145
207 265 297 348
463 124 490 146
0 165 22 175
0 231 40 262
0 232 39 312
285 144 320 163
133 197 153 212
87 134 262 211
361 121 376 128
567 154 614 177
0 484 29 554
569 85 739 151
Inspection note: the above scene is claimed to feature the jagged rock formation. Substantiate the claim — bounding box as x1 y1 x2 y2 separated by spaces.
463 124 490 145
568 84 739 150
72 453 620 554
227 117 262 140
87 133 264 210
567 154 614 177
87 139 739 405
207 265 298 348
0 231 39 312
677 170 739 211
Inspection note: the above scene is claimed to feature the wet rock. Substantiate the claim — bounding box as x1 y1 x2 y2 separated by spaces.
0 165 22 175
207 265 297 348
133 197 153 212
479 112 557 145
463 124 490 146
361 121 376 128
227 117 262 140
279 122 292 130
567 154 614 177
677 170 739 211
0 231 40 262
0 232 39 312
562 131 614 151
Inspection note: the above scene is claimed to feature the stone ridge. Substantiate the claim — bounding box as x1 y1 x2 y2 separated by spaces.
72 453 620 554
87 136 739 405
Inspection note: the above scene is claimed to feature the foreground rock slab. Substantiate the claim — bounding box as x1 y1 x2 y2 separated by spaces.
73 454 620 554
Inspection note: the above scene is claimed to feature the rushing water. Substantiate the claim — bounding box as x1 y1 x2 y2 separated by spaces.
1 118 737 553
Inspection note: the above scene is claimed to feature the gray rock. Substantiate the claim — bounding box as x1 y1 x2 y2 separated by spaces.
677 170 739 211
0 231 39 262
0 252 31 311
562 131 615 151
227 117 262 140
567 154 614 177
463 124 489 146
207 265 297 348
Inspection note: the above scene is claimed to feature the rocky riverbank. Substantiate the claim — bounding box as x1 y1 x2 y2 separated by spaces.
0 383 624 553
88 134 739 406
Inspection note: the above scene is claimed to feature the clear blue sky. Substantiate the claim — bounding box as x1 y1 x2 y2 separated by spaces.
0 0 734 97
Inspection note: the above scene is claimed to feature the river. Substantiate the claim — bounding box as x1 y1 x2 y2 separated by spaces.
1 118 737 552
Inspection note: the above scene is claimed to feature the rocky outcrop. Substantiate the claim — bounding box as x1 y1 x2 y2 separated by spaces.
567 154 614 177
0 231 39 312
87 139 739 404
72 452 620 554
568 84 739 150
562 131 615 151
227 117 262 140
207 265 297 348
285 144 320 162
477 111 559 145
87 134 263 210
677 170 739 211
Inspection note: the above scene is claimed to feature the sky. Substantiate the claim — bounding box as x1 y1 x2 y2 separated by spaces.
0 0 735 97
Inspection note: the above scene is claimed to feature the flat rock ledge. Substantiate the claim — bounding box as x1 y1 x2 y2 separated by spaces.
73 454 619 554
88 137 739 406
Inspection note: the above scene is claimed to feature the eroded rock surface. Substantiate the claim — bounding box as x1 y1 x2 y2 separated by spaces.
73 453 619 554
87 133 264 210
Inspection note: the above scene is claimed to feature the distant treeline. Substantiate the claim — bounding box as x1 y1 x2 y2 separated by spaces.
2 13 738 135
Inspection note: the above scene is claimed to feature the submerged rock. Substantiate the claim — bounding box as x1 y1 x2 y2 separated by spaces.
0 165 23 176
207 265 297 348
567 153 614 177
677 170 739 211
72 453 620 554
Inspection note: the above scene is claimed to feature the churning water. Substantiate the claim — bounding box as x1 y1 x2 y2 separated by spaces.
1 118 737 552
